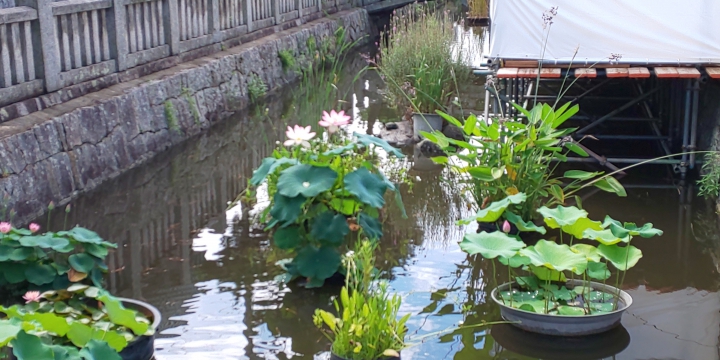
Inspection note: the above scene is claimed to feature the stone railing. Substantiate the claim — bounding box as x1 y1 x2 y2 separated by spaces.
0 0 349 108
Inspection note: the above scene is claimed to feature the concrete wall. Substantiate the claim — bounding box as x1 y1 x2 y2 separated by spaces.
0 8 371 223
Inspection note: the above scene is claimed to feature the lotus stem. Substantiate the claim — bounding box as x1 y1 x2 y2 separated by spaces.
508 264 513 307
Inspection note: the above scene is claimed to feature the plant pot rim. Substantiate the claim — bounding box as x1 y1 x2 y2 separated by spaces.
118 297 162 331
490 279 633 318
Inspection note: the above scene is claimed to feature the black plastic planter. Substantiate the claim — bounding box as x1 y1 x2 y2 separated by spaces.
118 297 162 360
330 353 401 360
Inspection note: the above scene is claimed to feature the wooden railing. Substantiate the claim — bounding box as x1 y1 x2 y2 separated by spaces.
0 0 351 107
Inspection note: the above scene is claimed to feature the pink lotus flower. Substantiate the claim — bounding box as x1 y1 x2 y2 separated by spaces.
284 125 316 148
502 220 511 233
29 223 40 233
23 291 41 304
0 222 11 234
319 110 351 134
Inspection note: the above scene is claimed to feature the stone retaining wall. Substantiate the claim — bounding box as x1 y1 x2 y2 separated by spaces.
0 8 371 223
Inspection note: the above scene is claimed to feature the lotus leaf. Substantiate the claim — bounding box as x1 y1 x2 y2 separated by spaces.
273 226 303 250
354 132 405 158
458 193 527 225
68 254 95 273
511 300 555 314
66 228 113 247
11 331 54 359
500 290 543 302
310 212 349 246
83 244 109 258
460 231 525 259
343 167 388 208
79 339 123 360
0 319 20 346
624 222 663 238
601 216 630 238
557 305 585 316
561 217 603 239
515 276 539 290
504 211 546 234
293 246 341 284
570 244 601 262
9 248 33 261
322 143 359 157
358 212 382 240
498 253 531 268
593 177 627 197
529 265 567 281
24 264 56 285
597 244 643 271
537 205 588 229
18 234 70 251
520 240 588 275
250 157 299 186
277 164 337 198
588 291 614 302
590 302 615 313
586 261 611 280
97 292 149 335
583 228 630 245
573 286 592 295
269 194 306 226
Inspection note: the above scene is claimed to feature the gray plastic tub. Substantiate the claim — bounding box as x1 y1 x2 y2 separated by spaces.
412 113 443 138
491 279 632 336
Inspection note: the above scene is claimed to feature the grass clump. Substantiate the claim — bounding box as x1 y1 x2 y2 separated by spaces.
376 5 471 114
278 49 296 71
248 73 268 104
468 0 488 17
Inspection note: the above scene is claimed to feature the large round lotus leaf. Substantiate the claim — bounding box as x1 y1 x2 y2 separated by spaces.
358 212 382 240
537 206 588 229
597 244 642 271
624 222 663 238
586 261 611 280
269 194 306 226
458 193 527 225
251 157 299 186
583 228 629 245
460 231 525 259
499 253 531 268
24 264 57 285
19 234 70 251
530 265 567 281
343 167 388 208
557 305 586 316
511 300 555 314
68 253 95 273
504 211 546 234
293 246 341 282
67 227 106 245
550 286 575 301
83 243 108 258
0 245 15 261
310 212 350 246
11 331 54 359
3 263 26 283
590 302 614 314
520 240 588 275
354 132 405 158
277 164 337 198
9 248 33 261
562 217 602 239
570 244 601 262
273 225 303 250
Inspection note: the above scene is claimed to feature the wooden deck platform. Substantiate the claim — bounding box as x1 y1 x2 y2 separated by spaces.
495 65 718 79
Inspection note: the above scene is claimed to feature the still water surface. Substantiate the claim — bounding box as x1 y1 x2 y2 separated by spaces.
38 48 720 359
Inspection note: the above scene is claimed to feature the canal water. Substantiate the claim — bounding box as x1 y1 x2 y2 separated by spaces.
36 34 720 359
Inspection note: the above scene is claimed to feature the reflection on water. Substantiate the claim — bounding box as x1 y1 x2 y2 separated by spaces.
35 49 720 359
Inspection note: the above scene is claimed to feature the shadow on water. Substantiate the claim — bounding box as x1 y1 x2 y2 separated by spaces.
34 46 720 359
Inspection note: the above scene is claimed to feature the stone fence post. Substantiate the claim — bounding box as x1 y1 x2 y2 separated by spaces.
112 0 128 70
167 0 180 54
18 0 62 91
274 0 280 24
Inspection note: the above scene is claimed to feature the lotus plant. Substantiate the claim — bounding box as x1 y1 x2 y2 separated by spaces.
460 193 662 315
249 110 407 288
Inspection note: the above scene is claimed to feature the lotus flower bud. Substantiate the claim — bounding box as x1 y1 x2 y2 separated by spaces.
502 220 511 233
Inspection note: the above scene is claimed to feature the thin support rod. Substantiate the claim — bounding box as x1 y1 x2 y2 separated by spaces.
564 157 698 165
634 82 672 157
680 79 692 178
570 142 625 174
577 87 659 134
689 79 700 169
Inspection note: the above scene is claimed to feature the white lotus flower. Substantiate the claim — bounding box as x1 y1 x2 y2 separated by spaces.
319 110 351 133
284 125 316 148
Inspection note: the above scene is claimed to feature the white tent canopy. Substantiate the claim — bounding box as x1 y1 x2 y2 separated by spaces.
488 0 720 65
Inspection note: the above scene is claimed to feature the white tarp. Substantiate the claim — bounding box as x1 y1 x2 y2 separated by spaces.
488 0 720 65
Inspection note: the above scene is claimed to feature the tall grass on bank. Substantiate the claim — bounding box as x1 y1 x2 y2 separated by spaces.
468 0 488 17
376 5 471 115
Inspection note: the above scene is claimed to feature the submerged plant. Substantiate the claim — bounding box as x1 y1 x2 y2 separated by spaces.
249 111 406 288
460 193 662 315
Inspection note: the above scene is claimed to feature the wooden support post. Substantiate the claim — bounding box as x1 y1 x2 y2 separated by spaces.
244 0 253 31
